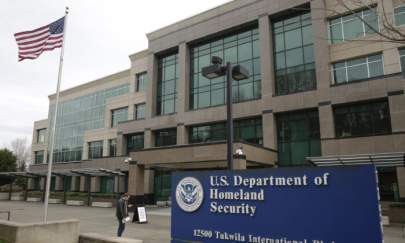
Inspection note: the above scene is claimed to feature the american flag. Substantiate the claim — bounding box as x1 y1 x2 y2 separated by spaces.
14 17 65 61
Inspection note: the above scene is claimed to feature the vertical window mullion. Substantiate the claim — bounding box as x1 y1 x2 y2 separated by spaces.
366 57 370 78
345 61 349 83
361 10 366 36
340 17 345 41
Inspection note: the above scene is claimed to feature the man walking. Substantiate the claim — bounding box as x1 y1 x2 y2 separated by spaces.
116 193 132 237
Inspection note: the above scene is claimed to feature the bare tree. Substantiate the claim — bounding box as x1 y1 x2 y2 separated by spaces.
336 0 405 43
10 138 31 171
295 0 405 43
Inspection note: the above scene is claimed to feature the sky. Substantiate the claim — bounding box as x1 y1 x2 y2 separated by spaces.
0 0 232 148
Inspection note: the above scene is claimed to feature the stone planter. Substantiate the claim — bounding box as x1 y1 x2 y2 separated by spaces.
156 201 167 207
27 197 41 202
91 202 113 208
66 200 85 206
49 198 63 204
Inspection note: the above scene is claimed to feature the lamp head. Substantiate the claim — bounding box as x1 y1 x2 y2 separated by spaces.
232 65 249 81
202 63 226 79
211 56 223 65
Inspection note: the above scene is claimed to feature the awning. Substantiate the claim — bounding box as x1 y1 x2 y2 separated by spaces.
71 168 125 177
0 172 37 178
0 168 126 178
307 152 405 167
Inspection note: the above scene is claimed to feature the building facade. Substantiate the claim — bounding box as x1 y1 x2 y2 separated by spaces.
31 0 405 204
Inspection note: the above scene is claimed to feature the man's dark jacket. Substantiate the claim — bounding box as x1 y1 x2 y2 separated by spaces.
116 198 128 220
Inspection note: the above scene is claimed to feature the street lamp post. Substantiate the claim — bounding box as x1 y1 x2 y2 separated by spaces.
202 56 249 170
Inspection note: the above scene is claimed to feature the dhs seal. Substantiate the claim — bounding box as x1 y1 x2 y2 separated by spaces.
175 177 204 212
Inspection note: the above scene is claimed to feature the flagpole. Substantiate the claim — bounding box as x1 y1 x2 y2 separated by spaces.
43 6 69 223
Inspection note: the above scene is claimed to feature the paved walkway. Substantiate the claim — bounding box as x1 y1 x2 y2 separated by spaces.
0 201 170 243
0 201 404 243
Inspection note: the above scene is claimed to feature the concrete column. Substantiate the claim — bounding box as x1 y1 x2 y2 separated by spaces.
117 133 125 156
262 112 277 150
311 0 332 93
79 176 86 192
144 169 154 195
258 14 274 107
55 176 63 191
233 155 247 170
144 129 153 148
40 178 45 191
114 176 126 193
177 125 187 145
128 104 135 121
383 48 401 75
102 140 109 157
397 167 405 199
82 142 89 160
128 162 145 204
71 176 77 191
27 178 34 190
105 108 112 128
389 94 405 132
43 150 48 164
146 53 158 119
91 177 100 193
144 169 155 204
177 42 190 114
319 104 335 139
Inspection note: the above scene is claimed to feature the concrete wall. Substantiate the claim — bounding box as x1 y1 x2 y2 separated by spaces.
0 219 79 243
31 119 49 164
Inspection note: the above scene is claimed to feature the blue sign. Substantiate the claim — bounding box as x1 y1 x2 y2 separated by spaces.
171 165 382 243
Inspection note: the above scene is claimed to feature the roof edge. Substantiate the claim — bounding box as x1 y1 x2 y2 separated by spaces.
48 69 131 100
129 49 149 61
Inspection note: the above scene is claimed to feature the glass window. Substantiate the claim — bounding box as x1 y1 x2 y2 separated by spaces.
189 117 262 145
190 26 260 110
111 107 128 128
126 133 144 154
189 123 226 143
109 139 116 157
135 103 145 120
399 48 405 70
37 129 46 144
394 6 405 26
329 7 379 43
88 141 103 159
334 100 391 138
276 110 321 166
48 84 129 163
100 176 114 193
332 53 383 84
34 150 44 164
157 53 178 115
273 12 316 96
155 128 177 147
136 72 148 92
63 176 72 192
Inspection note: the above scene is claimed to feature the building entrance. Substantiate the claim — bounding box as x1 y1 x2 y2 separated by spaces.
378 167 399 201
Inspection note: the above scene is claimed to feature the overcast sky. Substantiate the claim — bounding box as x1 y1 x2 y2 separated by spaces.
0 0 231 148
